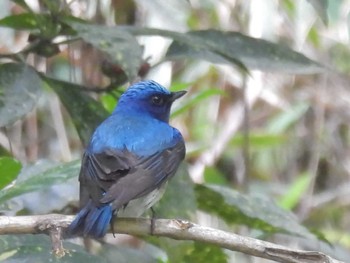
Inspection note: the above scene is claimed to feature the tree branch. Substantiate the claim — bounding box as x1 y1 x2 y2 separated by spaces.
0 214 344 263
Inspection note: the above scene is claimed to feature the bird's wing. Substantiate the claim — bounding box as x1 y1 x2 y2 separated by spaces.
79 141 185 210
78 148 134 208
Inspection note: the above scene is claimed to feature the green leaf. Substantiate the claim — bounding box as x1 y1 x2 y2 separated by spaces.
0 235 107 263
0 157 21 190
43 77 108 146
171 89 225 118
183 242 228 263
230 133 287 148
169 82 193 92
203 167 228 185
0 160 80 204
278 172 312 210
122 27 324 73
100 93 118 114
69 23 143 80
166 30 324 74
267 103 309 134
0 63 43 127
195 184 314 238
0 13 39 30
122 27 248 72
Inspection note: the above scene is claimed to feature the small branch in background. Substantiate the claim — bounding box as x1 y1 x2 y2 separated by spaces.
0 215 344 263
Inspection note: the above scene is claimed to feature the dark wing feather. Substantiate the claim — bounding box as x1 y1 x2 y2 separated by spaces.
79 140 185 210
79 149 134 208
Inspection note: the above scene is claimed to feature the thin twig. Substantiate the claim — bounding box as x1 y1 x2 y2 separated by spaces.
0 215 344 263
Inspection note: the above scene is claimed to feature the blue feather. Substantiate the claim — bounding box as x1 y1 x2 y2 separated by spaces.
68 200 112 238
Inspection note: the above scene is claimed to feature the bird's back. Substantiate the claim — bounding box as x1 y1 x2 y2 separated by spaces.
89 113 182 156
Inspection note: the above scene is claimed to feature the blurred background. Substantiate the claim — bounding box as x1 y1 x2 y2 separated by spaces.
0 0 350 262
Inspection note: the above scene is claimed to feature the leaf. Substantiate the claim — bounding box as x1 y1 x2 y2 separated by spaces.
0 157 21 190
0 235 107 263
203 167 228 185
100 93 120 114
278 172 312 210
121 26 324 73
166 30 324 74
43 77 109 146
230 133 287 148
0 160 80 204
307 0 329 25
171 89 225 118
195 184 314 239
169 82 193 92
267 103 309 134
0 13 39 30
69 22 143 80
183 242 228 263
122 26 248 72
0 63 43 127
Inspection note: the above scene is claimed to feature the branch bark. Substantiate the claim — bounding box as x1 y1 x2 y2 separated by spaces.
0 214 344 263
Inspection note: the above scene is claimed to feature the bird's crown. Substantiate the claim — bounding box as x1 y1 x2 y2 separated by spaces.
122 80 171 99
114 80 185 123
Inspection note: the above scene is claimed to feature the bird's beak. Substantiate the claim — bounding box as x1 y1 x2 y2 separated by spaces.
169 90 187 102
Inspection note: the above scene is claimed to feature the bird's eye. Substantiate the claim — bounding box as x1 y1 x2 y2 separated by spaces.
151 95 164 106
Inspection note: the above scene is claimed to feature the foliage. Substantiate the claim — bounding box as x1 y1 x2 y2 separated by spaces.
0 0 349 262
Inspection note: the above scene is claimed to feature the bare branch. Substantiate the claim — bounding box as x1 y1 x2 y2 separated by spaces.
0 215 344 263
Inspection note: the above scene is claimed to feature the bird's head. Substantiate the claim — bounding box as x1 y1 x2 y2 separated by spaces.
115 80 186 123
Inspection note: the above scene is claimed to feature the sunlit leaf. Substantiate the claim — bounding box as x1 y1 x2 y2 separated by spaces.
0 63 43 127
0 157 21 190
267 103 309 134
230 133 287 148
195 184 314 239
0 160 80 204
203 167 228 185
0 235 107 263
100 93 118 114
69 23 143 80
166 30 324 74
169 82 193 92
171 89 225 118
278 172 312 210
43 77 108 146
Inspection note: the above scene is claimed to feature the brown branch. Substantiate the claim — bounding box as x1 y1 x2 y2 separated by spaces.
0 214 344 263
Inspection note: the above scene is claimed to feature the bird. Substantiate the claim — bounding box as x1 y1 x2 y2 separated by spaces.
68 80 186 238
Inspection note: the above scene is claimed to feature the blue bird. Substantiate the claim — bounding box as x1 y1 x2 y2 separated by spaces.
68 80 186 238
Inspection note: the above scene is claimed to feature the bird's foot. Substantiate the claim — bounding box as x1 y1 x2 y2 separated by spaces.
150 207 156 235
110 214 116 238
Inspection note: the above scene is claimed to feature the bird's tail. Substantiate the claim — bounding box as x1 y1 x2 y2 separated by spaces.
67 200 113 238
